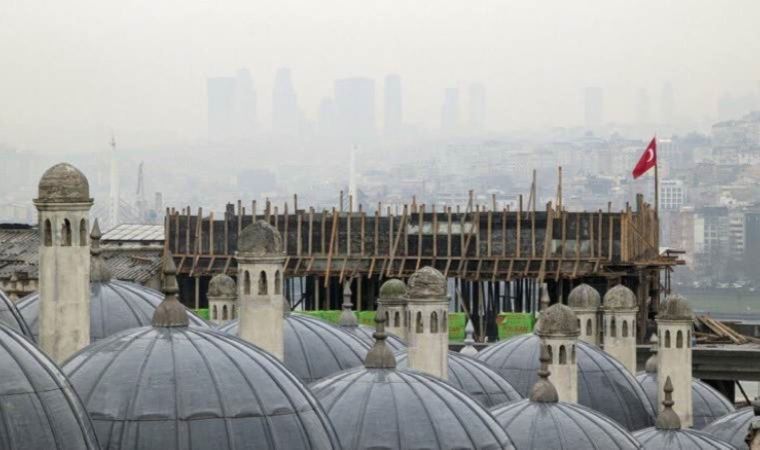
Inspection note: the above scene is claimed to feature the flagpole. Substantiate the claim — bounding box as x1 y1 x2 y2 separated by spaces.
654 136 659 218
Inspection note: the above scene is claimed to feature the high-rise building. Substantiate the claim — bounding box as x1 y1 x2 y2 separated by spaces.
207 69 257 141
384 74 402 136
234 69 257 138
334 77 375 141
441 87 460 133
207 77 237 140
583 87 604 130
272 67 301 135
468 83 486 132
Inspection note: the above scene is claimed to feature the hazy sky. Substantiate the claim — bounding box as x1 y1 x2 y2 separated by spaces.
1 0 759 152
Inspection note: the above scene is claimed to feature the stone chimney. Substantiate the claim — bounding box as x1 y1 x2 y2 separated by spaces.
207 273 237 325
34 163 93 363
535 288 580 403
406 266 449 379
656 294 694 427
376 278 408 340
235 220 285 360
602 284 639 374
567 283 601 346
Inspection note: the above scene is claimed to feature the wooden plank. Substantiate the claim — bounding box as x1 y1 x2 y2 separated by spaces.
487 211 493 257
491 259 499 282
506 259 514 281
206 256 216 272
589 213 595 258
501 208 507 257
324 210 339 287
516 198 522 258
321 210 327 254
306 257 316 272
537 203 554 282
296 212 302 256
397 257 406 277
308 208 314 255
339 257 348 284
386 207 407 277
368 257 377 278
444 258 452 277
447 208 453 257
475 259 483 279
222 256 232 275
608 214 614 261
360 209 366 256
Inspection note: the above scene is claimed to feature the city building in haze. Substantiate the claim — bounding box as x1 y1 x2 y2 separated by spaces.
334 77 375 141
660 82 675 126
441 87 460 134
272 67 301 135
206 69 257 141
207 77 237 141
384 74 402 136
583 86 604 131
468 83 486 132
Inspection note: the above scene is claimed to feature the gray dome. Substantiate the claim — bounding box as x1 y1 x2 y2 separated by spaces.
603 284 638 310
636 372 735 429
396 350 522 408
568 283 601 309
476 333 656 430
343 323 406 351
658 294 694 320
63 326 340 449
702 407 754 449
238 220 283 255
535 303 579 336
0 288 34 340
208 273 236 297
492 399 640 449
37 162 91 203
218 314 371 383
634 427 734 449
310 366 515 450
17 280 210 341
407 266 447 298
378 278 407 302
0 324 99 449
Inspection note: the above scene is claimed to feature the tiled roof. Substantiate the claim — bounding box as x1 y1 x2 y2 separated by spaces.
101 224 164 242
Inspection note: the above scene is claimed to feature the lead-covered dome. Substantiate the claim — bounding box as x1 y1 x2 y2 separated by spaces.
238 220 283 255
568 283 601 309
658 293 694 320
208 273 236 297
603 284 638 310
493 397 640 449
36 162 91 203
702 407 754 449
396 350 522 408
62 253 340 450
219 314 371 383
476 333 656 430
634 427 733 449
536 303 579 336
64 327 340 449
0 324 99 449
407 266 447 298
636 372 734 430
0 288 34 339
310 315 514 450
379 278 407 299
18 280 209 342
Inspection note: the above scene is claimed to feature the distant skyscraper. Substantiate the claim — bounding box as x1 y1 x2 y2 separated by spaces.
583 87 603 130
317 97 337 136
272 67 301 135
660 82 674 126
207 77 237 140
384 74 402 136
468 83 486 132
334 77 375 141
636 88 650 126
207 70 257 141
234 69 257 138
441 87 460 133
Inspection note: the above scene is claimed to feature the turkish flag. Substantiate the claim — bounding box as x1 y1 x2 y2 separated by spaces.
632 137 657 179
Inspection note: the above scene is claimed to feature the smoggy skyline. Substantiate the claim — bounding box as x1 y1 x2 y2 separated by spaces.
1 0 760 152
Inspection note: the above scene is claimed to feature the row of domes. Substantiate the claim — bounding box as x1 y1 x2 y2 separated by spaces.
0 162 750 449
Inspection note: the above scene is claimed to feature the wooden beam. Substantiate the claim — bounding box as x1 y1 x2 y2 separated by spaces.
324 210 339 287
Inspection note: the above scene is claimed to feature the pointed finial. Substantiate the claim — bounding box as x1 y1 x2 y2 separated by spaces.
152 251 189 327
89 219 112 282
529 344 559 403
655 376 682 430
460 319 478 356
339 279 358 327
645 334 658 373
364 307 396 369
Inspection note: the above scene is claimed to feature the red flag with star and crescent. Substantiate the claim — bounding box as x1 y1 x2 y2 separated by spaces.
632 137 657 179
